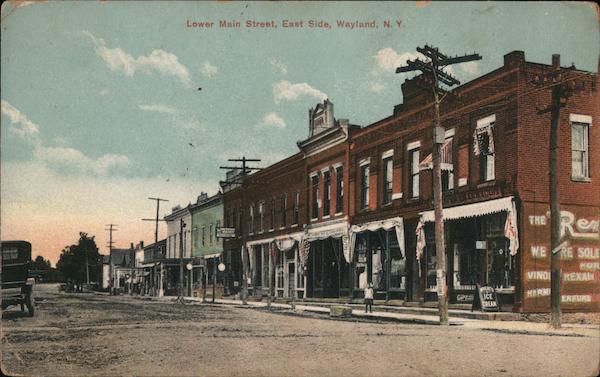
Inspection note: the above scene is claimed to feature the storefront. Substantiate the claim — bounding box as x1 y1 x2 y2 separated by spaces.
349 217 406 301
273 232 304 299
302 221 351 298
416 196 519 307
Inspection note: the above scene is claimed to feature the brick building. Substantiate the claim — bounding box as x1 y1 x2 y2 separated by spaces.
222 51 598 312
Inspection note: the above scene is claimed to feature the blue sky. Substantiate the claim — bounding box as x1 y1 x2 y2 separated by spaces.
1 1 598 264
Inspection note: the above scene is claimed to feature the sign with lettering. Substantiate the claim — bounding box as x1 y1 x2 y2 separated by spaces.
216 227 236 238
474 285 499 312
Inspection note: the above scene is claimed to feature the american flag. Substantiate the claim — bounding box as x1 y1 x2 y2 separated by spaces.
504 205 519 256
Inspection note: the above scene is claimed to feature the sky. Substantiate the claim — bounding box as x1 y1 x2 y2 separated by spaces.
1 1 598 265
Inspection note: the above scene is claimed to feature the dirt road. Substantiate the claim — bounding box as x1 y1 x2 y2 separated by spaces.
2 284 599 376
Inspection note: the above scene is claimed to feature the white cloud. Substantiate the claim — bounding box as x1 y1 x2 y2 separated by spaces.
200 61 218 78
139 104 177 115
82 31 192 87
270 58 288 75
273 80 327 104
33 145 130 175
368 82 385 93
261 112 286 129
1 99 40 138
460 61 480 75
373 48 423 73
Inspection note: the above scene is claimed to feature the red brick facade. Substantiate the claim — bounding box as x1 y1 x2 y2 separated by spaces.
222 51 599 312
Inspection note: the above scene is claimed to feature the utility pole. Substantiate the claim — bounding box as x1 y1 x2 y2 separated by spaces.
220 156 262 305
105 224 118 294
397 45 481 325
176 218 187 304
143 197 169 296
532 54 587 329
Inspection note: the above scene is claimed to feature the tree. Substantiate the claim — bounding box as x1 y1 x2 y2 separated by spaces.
33 255 52 271
56 233 101 290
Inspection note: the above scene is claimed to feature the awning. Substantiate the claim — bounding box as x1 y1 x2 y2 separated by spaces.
416 196 519 260
203 253 222 259
274 232 304 252
419 196 514 223
419 138 453 171
349 217 405 263
303 221 351 265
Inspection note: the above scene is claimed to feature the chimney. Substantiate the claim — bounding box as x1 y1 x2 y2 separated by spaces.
401 74 431 107
552 54 560 70
503 51 525 68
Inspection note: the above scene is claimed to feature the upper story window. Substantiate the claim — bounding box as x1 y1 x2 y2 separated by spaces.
323 170 331 217
249 204 254 234
270 196 275 230
209 224 213 245
258 202 264 233
293 190 300 225
407 141 420 199
335 165 344 214
382 151 393 205
571 114 591 181
280 193 287 227
311 174 319 219
442 129 454 192
215 220 220 241
202 226 206 246
360 158 370 209
474 114 495 182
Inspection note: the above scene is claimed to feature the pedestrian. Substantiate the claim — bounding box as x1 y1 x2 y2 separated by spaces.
364 282 374 313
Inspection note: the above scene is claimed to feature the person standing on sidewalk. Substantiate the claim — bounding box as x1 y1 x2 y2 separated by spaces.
364 283 374 313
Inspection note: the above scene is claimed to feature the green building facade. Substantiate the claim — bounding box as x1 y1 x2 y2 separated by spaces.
190 192 223 259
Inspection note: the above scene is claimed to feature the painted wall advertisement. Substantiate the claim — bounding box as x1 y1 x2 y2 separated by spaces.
522 202 600 312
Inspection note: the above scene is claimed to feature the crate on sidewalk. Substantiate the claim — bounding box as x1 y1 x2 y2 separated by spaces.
330 305 353 318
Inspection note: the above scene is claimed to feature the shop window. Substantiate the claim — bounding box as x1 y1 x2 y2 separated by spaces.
388 230 406 290
409 148 420 198
311 175 319 219
453 244 477 290
323 171 331 216
383 157 393 205
270 197 275 230
425 226 437 291
293 191 299 225
335 166 344 213
360 164 370 209
354 234 368 289
280 193 287 227
571 120 590 180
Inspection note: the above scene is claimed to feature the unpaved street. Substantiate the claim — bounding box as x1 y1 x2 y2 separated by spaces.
2 284 599 377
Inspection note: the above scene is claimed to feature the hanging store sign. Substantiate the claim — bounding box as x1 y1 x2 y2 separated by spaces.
216 227 236 238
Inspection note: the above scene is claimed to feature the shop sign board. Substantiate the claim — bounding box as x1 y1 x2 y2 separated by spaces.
216 227 236 238
472 285 499 312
